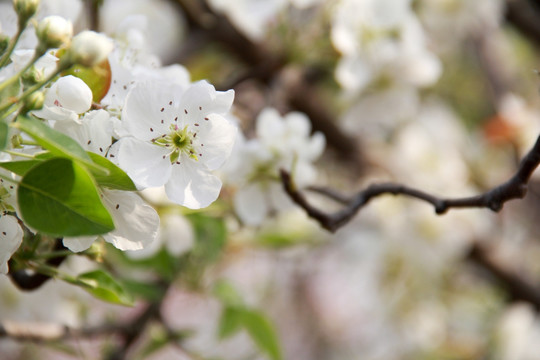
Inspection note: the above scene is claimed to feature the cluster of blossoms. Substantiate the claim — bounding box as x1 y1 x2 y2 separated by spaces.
223 108 325 225
0 0 327 277
0 0 243 272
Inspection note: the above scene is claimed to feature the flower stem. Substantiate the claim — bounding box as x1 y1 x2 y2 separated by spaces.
0 27 24 68
0 49 46 94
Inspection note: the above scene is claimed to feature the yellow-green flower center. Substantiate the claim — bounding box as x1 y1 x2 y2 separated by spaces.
152 124 199 163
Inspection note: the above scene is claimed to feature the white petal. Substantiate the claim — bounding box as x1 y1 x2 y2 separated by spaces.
162 213 194 256
233 184 268 226
122 80 179 141
62 236 96 252
256 107 284 141
54 109 112 154
195 113 237 170
0 215 23 274
165 159 222 209
102 189 160 251
116 137 172 188
335 56 373 92
177 81 234 127
51 75 93 114
284 112 311 138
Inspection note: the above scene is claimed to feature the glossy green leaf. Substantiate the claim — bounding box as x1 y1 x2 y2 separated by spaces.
13 116 107 175
241 310 282 360
87 152 136 190
0 159 42 176
0 121 8 151
76 270 134 306
18 158 114 236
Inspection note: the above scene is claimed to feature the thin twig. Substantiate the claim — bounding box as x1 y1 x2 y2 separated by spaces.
282 135 540 232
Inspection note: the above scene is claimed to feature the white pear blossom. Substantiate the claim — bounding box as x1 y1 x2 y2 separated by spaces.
63 189 160 252
223 108 325 225
33 75 93 122
331 0 441 94
0 215 24 275
114 79 236 209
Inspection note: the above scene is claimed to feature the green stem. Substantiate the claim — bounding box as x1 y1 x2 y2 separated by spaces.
0 27 24 68
28 261 86 287
3 149 35 159
37 250 74 260
0 65 66 117
0 49 45 94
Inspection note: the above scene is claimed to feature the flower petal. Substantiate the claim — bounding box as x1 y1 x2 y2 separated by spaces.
233 183 268 226
195 113 237 170
102 189 160 251
177 80 234 127
0 215 23 274
62 236 96 252
122 80 180 141
165 159 222 209
116 137 172 188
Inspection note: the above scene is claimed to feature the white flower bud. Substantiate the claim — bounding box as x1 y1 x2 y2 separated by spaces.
37 15 73 50
66 31 113 67
13 0 40 24
48 75 93 114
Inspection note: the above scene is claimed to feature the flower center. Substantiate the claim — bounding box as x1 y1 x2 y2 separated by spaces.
152 124 199 163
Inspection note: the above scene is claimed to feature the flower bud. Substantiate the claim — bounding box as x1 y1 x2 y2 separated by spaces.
65 31 113 67
13 0 40 25
46 75 93 114
36 15 73 50
23 90 45 111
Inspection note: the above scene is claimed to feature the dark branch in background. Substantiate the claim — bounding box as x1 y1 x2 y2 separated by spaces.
8 238 68 291
467 242 540 310
174 0 365 167
282 135 540 232
85 0 100 31
505 0 540 49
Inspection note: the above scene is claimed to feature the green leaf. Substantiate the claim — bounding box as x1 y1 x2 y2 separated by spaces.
187 213 227 265
18 157 115 236
241 310 282 360
87 152 136 191
218 307 243 339
13 116 107 175
213 280 244 307
76 270 134 306
0 159 41 176
122 279 164 302
0 121 8 151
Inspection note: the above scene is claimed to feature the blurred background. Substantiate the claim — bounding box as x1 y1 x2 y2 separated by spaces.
3 0 540 359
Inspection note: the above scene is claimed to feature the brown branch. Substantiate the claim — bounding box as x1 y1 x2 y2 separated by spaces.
467 242 540 310
282 135 540 232
9 238 68 291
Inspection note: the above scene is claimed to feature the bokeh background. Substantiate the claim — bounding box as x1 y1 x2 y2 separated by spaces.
3 0 540 359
